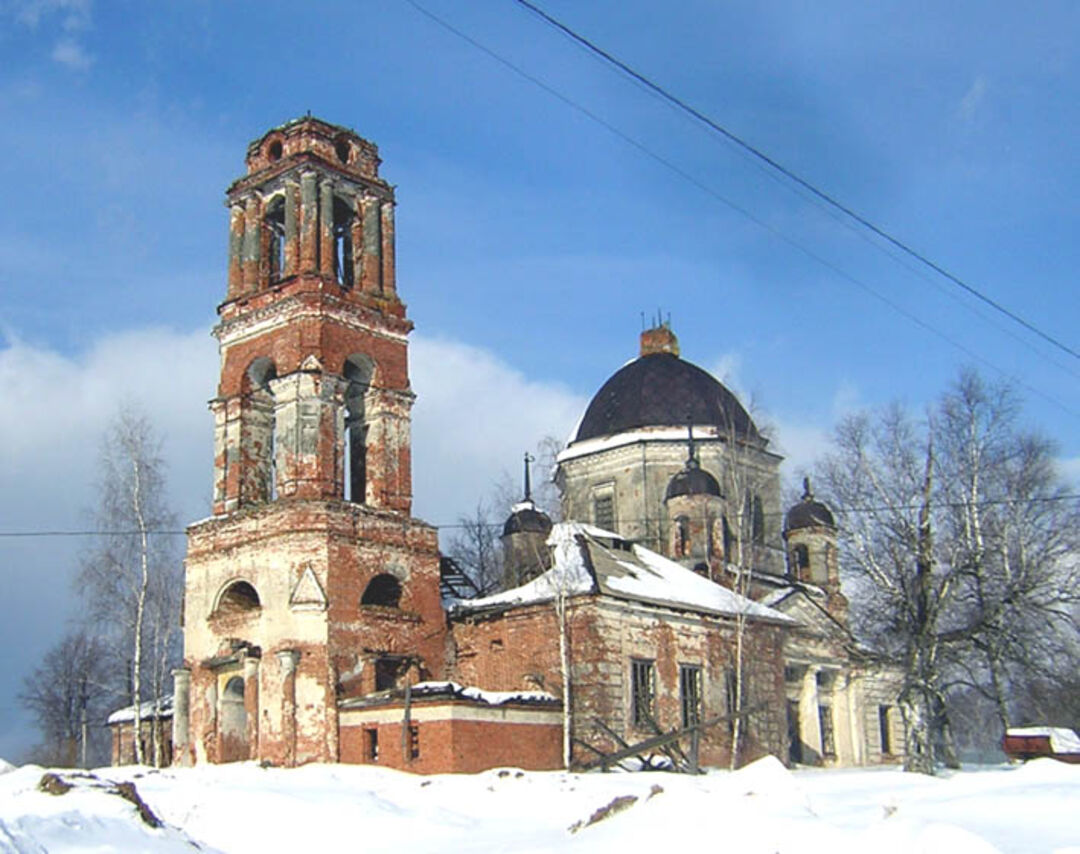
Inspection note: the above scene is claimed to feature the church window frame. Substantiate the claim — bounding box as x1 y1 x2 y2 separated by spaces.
630 658 656 728
679 663 702 728
213 579 262 617
361 574 403 609
263 193 286 283
332 195 356 289
592 486 616 533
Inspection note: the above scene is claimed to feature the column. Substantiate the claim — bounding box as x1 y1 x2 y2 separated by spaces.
798 666 823 764
284 180 299 277
380 199 395 297
276 650 299 767
359 194 381 293
227 204 245 299
172 668 191 766
242 196 260 294
243 656 260 762
300 171 318 274
319 179 335 276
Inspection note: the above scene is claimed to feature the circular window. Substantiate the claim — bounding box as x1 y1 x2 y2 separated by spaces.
267 140 283 161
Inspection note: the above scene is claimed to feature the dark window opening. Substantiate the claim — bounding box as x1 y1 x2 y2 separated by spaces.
216 581 261 615
791 544 810 578
674 515 690 557
722 516 734 560
224 676 245 699
787 700 803 764
264 197 286 282
408 725 420 760
373 656 407 692
818 704 835 757
335 137 350 164
594 494 615 532
879 705 892 754
267 140 282 161
362 574 402 609
343 355 372 504
752 495 765 545
630 658 655 727
365 727 378 761
692 562 709 577
245 357 278 502
679 664 702 728
333 196 355 289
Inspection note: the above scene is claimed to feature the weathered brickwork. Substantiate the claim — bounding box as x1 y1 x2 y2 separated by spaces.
178 118 448 769
451 598 787 768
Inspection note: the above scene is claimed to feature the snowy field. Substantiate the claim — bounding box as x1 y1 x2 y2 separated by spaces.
0 755 1077 853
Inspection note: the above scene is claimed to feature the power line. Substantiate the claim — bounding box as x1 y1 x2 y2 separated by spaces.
511 0 1080 364
2 491 1076 539
401 0 1080 419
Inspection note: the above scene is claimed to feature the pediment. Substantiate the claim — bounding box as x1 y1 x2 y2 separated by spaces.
290 565 328 611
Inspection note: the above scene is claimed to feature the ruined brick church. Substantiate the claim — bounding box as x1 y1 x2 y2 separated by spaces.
166 118 904 773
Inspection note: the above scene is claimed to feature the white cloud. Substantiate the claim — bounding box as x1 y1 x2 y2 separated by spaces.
958 75 988 123
1057 456 1080 488
410 335 587 525
50 37 92 70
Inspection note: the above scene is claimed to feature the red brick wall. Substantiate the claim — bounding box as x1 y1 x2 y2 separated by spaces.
339 713 562 774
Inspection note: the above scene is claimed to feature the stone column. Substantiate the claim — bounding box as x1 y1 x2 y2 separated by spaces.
284 180 299 277
359 194 381 293
277 650 299 767
242 196 260 294
243 656 260 761
798 666 823 764
205 677 218 764
227 204 245 299
172 668 191 766
380 200 395 297
299 171 318 274
319 180 335 276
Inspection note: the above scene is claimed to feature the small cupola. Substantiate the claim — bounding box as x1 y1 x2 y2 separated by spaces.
501 453 553 588
665 423 721 501
784 477 835 532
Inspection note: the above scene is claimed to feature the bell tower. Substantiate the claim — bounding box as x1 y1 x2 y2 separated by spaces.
212 116 412 514
176 118 444 768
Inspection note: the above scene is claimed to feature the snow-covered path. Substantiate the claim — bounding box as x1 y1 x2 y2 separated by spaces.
0 756 1076 853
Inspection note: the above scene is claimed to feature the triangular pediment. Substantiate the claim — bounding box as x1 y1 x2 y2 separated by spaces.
771 589 848 639
299 354 324 373
290 565 328 611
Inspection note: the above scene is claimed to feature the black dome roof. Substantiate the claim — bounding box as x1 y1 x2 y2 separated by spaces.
665 464 722 500
785 478 835 531
502 503 553 537
572 353 759 444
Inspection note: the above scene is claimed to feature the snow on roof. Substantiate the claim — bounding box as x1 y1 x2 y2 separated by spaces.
410 681 558 706
1007 727 1080 754
557 425 725 463
450 522 793 624
107 695 174 726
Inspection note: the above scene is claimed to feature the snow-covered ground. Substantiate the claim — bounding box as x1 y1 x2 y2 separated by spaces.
0 755 1076 853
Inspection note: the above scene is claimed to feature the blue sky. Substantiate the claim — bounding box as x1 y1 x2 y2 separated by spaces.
1 1 1077 758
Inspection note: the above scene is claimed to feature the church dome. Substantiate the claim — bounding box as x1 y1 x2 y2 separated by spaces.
502 501 553 538
665 463 722 500
571 351 759 444
785 478 835 531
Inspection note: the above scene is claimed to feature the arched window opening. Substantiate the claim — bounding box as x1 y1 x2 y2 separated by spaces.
791 544 810 578
267 139 283 161
343 355 372 504
747 494 765 545
333 196 355 289
674 515 690 557
246 357 278 501
334 137 351 164
361 574 402 608
216 580 261 616
224 676 245 698
722 516 734 561
812 544 831 584
692 562 709 578
264 196 286 282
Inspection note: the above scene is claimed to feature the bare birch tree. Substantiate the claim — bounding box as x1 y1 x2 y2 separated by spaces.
78 406 180 766
817 371 1080 773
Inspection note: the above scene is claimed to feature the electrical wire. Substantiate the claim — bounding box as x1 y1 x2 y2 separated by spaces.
511 0 1080 364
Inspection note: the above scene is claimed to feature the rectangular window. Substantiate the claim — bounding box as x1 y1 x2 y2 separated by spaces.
630 658 655 727
594 493 615 531
818 705 835 757
409 725 420 760
878 705 892 755
365 727 379 762
679 664 702 728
